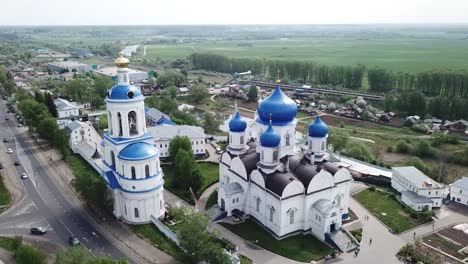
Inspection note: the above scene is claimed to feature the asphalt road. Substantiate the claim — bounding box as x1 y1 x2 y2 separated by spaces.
0 100 129 261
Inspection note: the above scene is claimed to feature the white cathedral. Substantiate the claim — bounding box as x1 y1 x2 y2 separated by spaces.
218 84 352 240
100 53 165 224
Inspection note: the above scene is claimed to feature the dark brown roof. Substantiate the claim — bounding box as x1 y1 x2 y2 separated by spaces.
240 152 258 179
289 156 319 187
321 162 340 175
263 170 297 196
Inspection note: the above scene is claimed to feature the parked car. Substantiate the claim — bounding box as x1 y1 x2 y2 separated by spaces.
4 117 8 121
21 172 28 179
30 227 47 235
7 148 13 154
18 124 23 127
0 163 3 169
6 110 10 113
3 138 8 142
69 236 80 246
14 161 20 166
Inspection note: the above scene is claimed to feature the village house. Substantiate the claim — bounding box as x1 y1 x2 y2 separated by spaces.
444 120 468 135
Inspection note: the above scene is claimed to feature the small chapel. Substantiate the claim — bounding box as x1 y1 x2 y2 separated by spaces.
218 82 352 240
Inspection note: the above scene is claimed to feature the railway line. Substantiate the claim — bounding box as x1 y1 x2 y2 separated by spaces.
243 80 385 102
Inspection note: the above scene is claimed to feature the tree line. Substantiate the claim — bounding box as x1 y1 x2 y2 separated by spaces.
189 53 468 99
189 53 365 89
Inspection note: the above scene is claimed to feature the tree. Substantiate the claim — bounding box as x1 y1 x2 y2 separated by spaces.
180 69 188 78
202 112 222 134
411 140 436 158
174 149 195 189
168 136 193 162
367 67 395 92
93 76 114 98
98 115 108 131
54 246 128 264
176 210 231 264
157 71 186 87
407 157 433 177
247 85 258 102
344 142 374 163
328 130 349 152
34 90 45 104
65 79 92 102
37 117 59 141
188 84 209 104
396 140 411 153
15 244 46 264
45 92 58 117
165 85 178 99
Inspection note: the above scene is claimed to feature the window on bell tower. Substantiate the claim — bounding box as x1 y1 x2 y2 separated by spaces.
117 112 123 136
285 133 290 146
131 166 136 179
128 111 138 136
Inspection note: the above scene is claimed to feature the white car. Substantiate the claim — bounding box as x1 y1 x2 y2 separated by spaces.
21 172 28 179
7 148 13 154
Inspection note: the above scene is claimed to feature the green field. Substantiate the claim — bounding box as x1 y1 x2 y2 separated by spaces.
146 38 468 73
0 174 11 211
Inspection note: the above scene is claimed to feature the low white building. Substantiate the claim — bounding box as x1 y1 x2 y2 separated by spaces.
392 166 444 211
54 98 80 128
92 66 148 84
64 120 101 150
450 177 468 205
147 125 206 159
48 61 92 73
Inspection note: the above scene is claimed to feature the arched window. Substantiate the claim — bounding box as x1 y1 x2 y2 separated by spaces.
269 207 275 222
145 165 150 178
260 150 264 161
229 135 232 144
225 175 230 184
117 112 123 136
131 166 136 179
321 141 325 151
273 150 279 162
240 136 244 145
110 151 115 167
309 140 312 149
285 133 290 146
134 208 139 218
108 111 113 134
289 210 295 224
256 197 261 212
124 205 127 215
128 111 137 135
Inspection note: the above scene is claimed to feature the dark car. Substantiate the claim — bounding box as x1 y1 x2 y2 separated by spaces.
4 117 9 121
6 110 10 113
3 138 8 142
14 161 20 166
30 227 47 235
0 163 3 169
69 236 80 246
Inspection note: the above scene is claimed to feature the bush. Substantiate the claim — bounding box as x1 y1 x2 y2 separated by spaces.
15 244 46 264
386 146 393 152
406 157 434 177
396 140 410 154
344 142 374 163
369 186 376 192
411 140 437 158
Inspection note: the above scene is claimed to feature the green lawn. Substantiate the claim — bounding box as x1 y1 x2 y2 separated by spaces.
0 237 16 251
353 189 425 233
163 162 219 205
146 38 468 73
239 255 253 264
0 174 11 210
220 219 334 262
205 190 218 210
132 224 188 262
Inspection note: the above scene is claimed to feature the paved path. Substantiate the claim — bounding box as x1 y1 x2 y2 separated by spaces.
196 182 219 210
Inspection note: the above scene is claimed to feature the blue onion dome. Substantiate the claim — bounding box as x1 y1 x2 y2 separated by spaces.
257 85 298 123
308 116 328 138
229 112 247 132
260 124 281 148
118 142 158 161
107 84 142 100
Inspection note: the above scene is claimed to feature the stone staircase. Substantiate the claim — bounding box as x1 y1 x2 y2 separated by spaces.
327 228 360 253
206 205 226 221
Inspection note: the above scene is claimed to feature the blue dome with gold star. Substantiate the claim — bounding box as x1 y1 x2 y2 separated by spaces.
260 124 281 147
308 116 328 138
257 85 297 124
229 112 247 132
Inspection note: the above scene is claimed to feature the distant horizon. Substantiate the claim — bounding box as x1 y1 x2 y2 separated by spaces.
2 0 468 26
2 23 468 27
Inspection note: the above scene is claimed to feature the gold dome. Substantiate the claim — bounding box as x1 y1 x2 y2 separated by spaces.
275 79 281 84
114 52 129 68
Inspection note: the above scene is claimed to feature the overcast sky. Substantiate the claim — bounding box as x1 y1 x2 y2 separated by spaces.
2 0 468 25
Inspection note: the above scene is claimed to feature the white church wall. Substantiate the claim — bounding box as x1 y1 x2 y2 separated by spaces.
221 152 232 166
282 180 305 198
230 157 248 181
307 170 334 194
278 195 303 236
250 170 265 188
